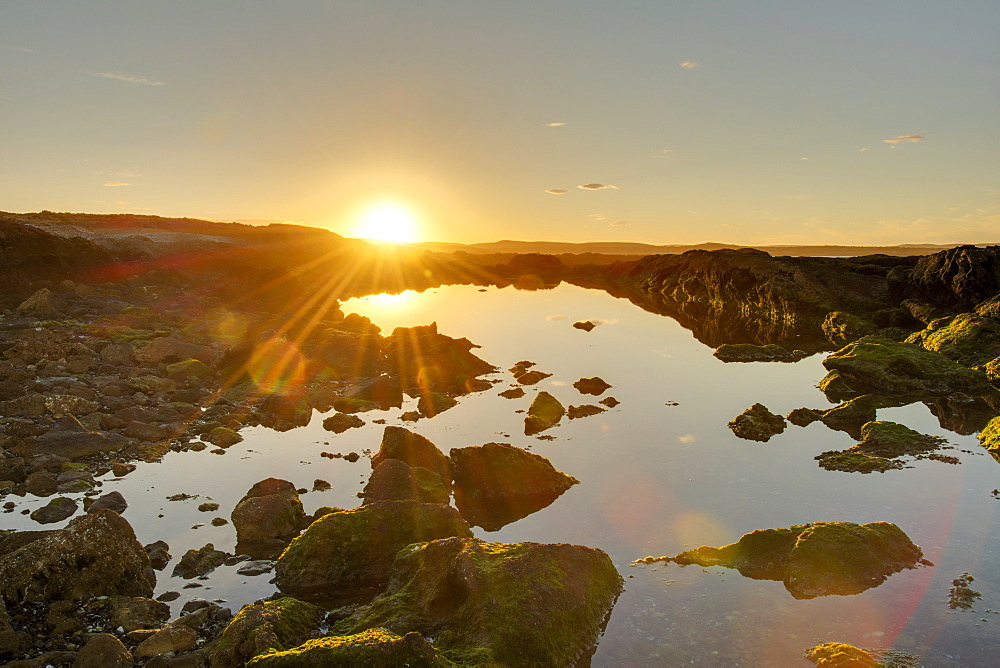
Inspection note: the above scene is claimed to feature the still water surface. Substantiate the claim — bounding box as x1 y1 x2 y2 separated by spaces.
9 284 1000 665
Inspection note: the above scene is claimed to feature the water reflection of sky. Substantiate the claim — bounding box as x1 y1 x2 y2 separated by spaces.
7 284 1000 665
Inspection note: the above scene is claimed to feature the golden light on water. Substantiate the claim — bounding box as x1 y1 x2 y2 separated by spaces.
352 201 420 243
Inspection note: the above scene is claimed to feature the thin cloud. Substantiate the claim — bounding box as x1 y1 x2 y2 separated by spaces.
545 189 568 195
546 314 566 321
882 135 924 144
680 61 698 69
588 214 609 221
546 122 567 127
859 147 869 152
103 182 130 187
652 149 674 158
577 183 618 190
87 71 166 86
610 220 629 226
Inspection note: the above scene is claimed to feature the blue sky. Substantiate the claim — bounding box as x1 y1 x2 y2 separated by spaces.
1 1 997 245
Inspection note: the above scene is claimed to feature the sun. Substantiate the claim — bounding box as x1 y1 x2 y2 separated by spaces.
352 201 420 243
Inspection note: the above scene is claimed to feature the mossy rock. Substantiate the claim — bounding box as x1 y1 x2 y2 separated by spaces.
247 629 447 667
331 397 378 414
362 460 450 505
978 415 1000 463
906 312 1000 368
805 641 879 667
372 426 454 483
416 392 458 417
821 337 991 398
815 450 903 474
205 426 242 448
274 500 472 605
728 403 786 442
667 521 922 599
524 391 564 435
165 357 213 380
334 537 623 667
713 343 805 363
855 421 944 458
208 597 325 668
819 395 877 438
822 311 876 347
322 413 365 433
787 407 821 427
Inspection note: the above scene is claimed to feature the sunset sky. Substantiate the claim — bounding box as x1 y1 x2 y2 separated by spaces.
2 2 997 245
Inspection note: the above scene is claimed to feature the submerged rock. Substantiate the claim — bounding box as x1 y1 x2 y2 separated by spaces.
498 387 525 399
949 572 982 610
362 459 450 505
416 392 458 417
208 597 325 668
713 343 806 363
206 426 243 447
816 421 946 473
450 442 579 531
568 404 604 419
371 426 453 483
786 407 821 427
516 370 551 385
334 536 622 666
728 403 786 442
805 641 879 667
322 412 365 433
172 543 230 579
274 500 472 604
815 450 903 474
573 376 612 395
573 320 596 332
524 391 565 435
247 629 442 667
646 521 923 599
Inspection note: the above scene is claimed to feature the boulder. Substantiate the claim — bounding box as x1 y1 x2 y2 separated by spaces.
573 376 612 395
208 597 324 668
450 442 579 531
100 342 135 366
728 403 786 442
382 322 496 392
371 427 453 483
334 537 622 667
13 419 128 459
524 391 564 435
0 510 153 603
814 450 902 474
145 540 171 570
87 491 128 515
73 633 134 668
818 395 877 438
713 343 806 363
165 357 213 381
334 375 404 409
90 595 170 633
247 629 441 667
133 624 198 659
805 641 879 667
231 478 306 542
16 288 60 315
906 312 1000 368
44 394 100 417
30 496 78 524
854 421 945 458
171 543 229 579
661 521 923 599
257 391 312 430
274 500 472 604
786 407 821 427
322 413 365 434
362 459 450 505
416 392 457 417
205 426 243 447
133 336 217 365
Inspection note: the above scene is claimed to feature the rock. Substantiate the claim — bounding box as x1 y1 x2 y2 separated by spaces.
814 450 903 474
854 421 945 458
87 491 128 515
498 387 525 399
231 478 306 542
416 392 457 417
257 391 312 429
786 407 821 427
0 597 25 657
892 245 1000 311
16 288 60 315
573 376 612 395
0 510 153 602
247 629 441 666
450 442 579 531
821 337 991 399
133 336 217 365
14 421 129 460
728 403 786 442
371 427 453 483
237 560 274 576
906 312 1000 368
382 322 496 392
165 358 213 381
805 641 879 667
819 395 877 438
524 391 564 435
171 543 229 579
198 502 219 512
123 420 170 441
0 393 46 417
91 595 171 632
100 342 135 366
126 375 177 395
515 370 551 385
24 471 59 496
73 633 134 668
274 500 472 604
661 521 923 599
713 343 806 363
334 537 622 666
145 540 172 570
573 320 596 332
600 396 620 408
980 416 1000 463
334 375 404 409
30 496 78 524
205 426 242 447
821 311 877 347
322 413 365 433
568 404 604 419
207 597 324 668
362 459 450 505
133 625 198 659
44 394 100 417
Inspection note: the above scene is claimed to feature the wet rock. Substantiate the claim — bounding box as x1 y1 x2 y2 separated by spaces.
821 311 876 347
786 407 821 427
237 560 274 576
600 396 620 408
145 540 172 570
568 404 604 419
949 572 981 610
979 416 1000 464
573 320 596 332
198 502 220 512
44 394 100 417
728 403 786 442
821 337 991 399
29 496 78 524
0 510 153 602
165 358 213 381
257 391 312 430
925 395 997 435
247 629 441 666
100 342 135 366
416 392 457 417
16 288 60 315
383 322 496 392
87 491 127 514
334 375 404 409
274 500 472 604
371 426 453 483
14 419 128 459
815 450 903 474
133 336 217 365
334 537 622 667
24 470 59 496
312 479 331 492
819 395 877 438
123 420 170 441
498 387 525 399
805 642 878 667
73 632 134 668
573 376 612 395
906 312 1000 368
331 396 378 414
91 595 171 632
652 521 923 599
207 597 324 668
133 625 198 659
322 413 365 433
231 479 306 542
450 442 579 531
515 370 551 385
362 459 450 505
172 543 229 579
855 421 944 458
205 426 242 447
713 343 806 363
524 391 564 435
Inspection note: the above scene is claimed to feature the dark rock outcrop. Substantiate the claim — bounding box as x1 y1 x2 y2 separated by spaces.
371 426 453 483
728 403 786 442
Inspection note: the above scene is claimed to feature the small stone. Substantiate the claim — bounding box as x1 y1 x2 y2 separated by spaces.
30 496 78 524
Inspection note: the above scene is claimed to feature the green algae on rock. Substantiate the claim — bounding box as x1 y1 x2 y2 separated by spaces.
361 459 450 505
948 572 982 610
822 311 877 347
905 312 1000 369
247 629 445 667
371 426 454 484
728 403 786 442
333 536 622 667
274 500 472 605
805 641 879 667
524 391 565 435
816 421 947 473
207 597 325 668
978 415 1000 463
713 343 806 363
815 450 903 474
635 521 923 599
818 395 878 438
821 337 991 398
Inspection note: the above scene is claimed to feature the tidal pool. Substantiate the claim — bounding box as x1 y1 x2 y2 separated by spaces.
8 283 1000 665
